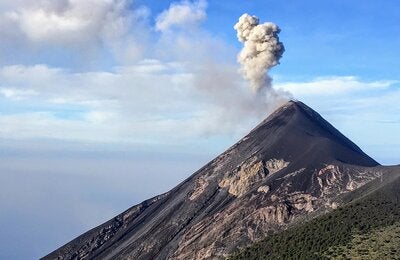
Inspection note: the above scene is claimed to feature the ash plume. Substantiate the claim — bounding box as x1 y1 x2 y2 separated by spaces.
234 13 285 93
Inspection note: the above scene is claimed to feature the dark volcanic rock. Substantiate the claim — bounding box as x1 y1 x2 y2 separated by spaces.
43 101 383 260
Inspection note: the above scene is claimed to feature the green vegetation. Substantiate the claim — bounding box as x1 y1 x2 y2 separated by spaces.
228 176 400 260
323 222 400 259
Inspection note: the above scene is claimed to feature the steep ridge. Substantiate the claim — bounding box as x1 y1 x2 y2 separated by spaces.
43 101 382 260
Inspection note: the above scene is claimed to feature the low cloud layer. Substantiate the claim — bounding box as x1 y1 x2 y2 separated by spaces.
0 61 285 143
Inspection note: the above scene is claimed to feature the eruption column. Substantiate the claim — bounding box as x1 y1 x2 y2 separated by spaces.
234 14 285 93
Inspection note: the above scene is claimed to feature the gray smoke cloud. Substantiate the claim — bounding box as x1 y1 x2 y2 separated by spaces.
234 13 285 93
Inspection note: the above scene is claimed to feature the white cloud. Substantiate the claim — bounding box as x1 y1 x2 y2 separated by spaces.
0 0 151 63
3 0 126 43
276 76 396 96
0 88 38 100
0 63 191 111
155 0 207 32
0 62 269 143
1 69 398 163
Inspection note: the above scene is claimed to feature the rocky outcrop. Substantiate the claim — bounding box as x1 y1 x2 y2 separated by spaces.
219 156 266 197
316 164 383 197
265 159 289 174
219 157 289 197
289 193 315 212
254 204 290 224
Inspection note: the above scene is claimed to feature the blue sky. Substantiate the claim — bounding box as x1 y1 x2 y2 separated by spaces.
0 0 399 259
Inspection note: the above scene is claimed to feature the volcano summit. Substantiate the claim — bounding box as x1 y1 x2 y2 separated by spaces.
43 101 399 260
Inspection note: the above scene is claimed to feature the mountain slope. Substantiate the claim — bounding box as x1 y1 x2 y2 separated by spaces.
43 101 383 260
229 165 400 259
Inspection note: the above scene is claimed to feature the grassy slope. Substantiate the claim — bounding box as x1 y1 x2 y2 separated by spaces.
228 169 400 260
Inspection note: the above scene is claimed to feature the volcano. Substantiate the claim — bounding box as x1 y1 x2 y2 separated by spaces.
43 100 396 260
